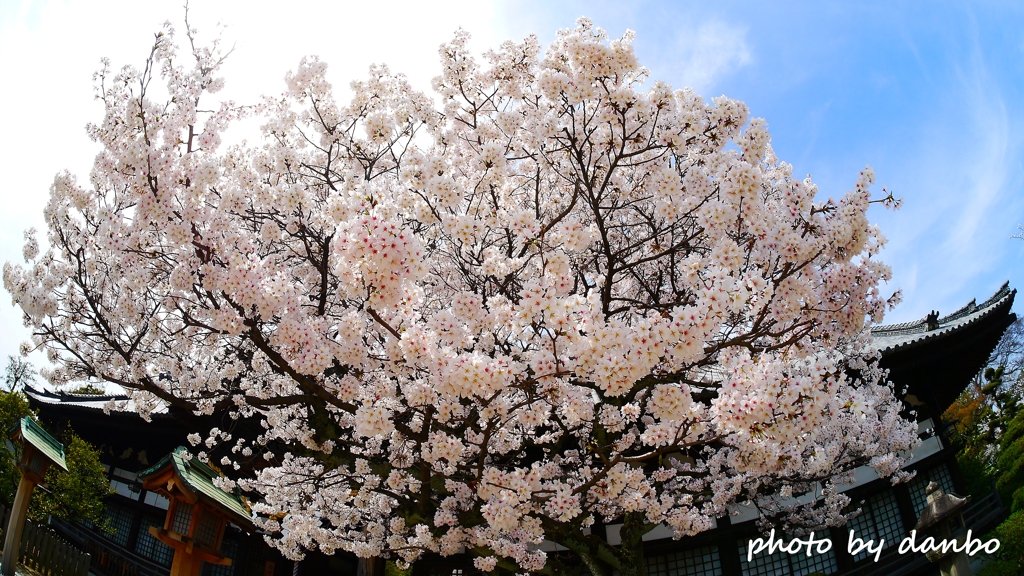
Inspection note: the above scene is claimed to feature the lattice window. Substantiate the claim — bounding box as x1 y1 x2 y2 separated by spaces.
202 536 240 576
172 501 195 535
103 502 134 546
28 452 46 475
135 515 174 566
739 535 838 576
790 544 837 576
648 545 722 576
195 510 221 546
846 489 904 561
908 463 957 515
739 540 791 576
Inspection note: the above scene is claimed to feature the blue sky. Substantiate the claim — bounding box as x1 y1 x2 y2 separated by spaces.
497 1 1024 322
0 0 1022 367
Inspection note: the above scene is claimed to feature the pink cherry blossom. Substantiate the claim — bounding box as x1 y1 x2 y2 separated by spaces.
4 17 917 575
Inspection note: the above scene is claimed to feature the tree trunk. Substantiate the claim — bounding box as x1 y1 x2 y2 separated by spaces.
548 513 654 576
576 551 610 576
356 557 385 576
615 512 649 576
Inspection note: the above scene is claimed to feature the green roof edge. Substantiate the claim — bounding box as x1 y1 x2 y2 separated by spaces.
139 446 251 525
12 416 67 472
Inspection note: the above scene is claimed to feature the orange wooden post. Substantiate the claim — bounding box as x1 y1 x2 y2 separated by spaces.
1 417 68 576
139 447 253 576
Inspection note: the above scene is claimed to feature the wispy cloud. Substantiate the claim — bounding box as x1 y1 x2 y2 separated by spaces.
656 20 752 94
940 60 1011 266
880 36 1022 321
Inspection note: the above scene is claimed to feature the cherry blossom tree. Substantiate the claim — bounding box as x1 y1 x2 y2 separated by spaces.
4 18 918 576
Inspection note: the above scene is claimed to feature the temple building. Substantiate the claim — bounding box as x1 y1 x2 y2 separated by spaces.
26 283 1017 576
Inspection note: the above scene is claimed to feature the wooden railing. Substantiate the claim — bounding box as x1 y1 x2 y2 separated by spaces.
48 517 171 576
0 503 91 576
19 520 92 576
962 488 1006 534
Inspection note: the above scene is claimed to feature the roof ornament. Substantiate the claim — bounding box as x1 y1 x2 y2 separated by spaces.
926 310 940 331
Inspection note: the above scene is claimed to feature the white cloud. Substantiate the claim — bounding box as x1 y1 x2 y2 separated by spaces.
940 58 1011 261
659 20 751 94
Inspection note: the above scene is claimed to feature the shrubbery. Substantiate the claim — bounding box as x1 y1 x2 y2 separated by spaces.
0 381 109 526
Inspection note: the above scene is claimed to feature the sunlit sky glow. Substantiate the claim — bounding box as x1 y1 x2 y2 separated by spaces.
1 0 1022 367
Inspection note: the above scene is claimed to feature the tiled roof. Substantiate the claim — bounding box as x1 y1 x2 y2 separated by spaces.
871 282 1016 353
24 384 168 414
138 446 251 526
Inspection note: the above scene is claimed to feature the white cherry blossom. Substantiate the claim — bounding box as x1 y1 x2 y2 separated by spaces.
4 17 916 576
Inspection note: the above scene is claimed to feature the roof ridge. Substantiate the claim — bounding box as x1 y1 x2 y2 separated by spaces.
871 283 1015 353
937 298 977 325
871 318 927 336
24 383 129 403
977 281 1012 310
871 282 1012 335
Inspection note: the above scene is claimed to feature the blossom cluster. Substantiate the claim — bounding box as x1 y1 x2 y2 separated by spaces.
3 17 917 572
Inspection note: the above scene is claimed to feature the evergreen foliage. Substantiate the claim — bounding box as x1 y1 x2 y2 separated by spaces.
0 390 31 504
978 511 1024 576
0 361 110 526
28 431 111 525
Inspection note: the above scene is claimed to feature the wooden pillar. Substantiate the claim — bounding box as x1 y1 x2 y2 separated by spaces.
714 515 743 576
1 474 38 576
357 557 385 576
829 525 855 573
1 418 67 576
895 483 920 536
169 546 206 576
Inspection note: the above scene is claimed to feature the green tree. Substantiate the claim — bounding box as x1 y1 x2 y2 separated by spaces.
942 364 1024 502
0 390 31 504
28 431 110 525
995 405 1024 512
0 360 110 525
977 511 1024 576
944 366 1021 464
945 318 1024 576
944 380 994 464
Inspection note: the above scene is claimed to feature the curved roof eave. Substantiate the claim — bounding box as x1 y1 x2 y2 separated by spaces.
871 282 1016 354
